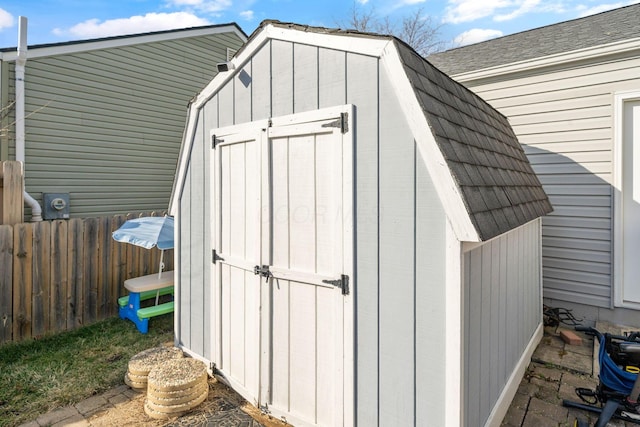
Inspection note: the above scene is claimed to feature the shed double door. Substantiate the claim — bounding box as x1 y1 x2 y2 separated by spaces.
211 106 354 427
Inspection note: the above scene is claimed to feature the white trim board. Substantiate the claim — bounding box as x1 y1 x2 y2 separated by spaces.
484 323 543 427
613 90 640 309
0 25 246 60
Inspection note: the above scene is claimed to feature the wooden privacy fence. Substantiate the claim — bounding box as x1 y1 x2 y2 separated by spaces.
0 212 174 344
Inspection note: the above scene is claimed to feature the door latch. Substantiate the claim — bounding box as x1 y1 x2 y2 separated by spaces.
254 265 271 282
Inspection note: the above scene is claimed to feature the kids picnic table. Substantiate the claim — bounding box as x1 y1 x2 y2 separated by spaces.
118 271 174 334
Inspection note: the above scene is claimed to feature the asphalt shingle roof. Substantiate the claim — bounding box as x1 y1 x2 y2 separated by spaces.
395 41 552 239
428 3 640 75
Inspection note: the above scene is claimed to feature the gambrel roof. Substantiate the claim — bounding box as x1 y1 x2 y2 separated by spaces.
170 20 551 241
429 3 640 76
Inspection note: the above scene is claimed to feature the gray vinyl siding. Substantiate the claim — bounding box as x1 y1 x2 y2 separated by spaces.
457 55 640 308
463 219 542 427
178 40 451 425
5 31 243 217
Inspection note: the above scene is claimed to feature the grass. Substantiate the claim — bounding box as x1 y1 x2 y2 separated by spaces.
0 314 174 427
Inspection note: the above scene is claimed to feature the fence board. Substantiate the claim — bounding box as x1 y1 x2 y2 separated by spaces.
83 218 99 325
0 225 12 343
32 221 51 338
97 217 110 317
150 211 160 276
67 218 84 329
125 213 137 281
13 223 33 340
50 220 68 333
111 215 127 310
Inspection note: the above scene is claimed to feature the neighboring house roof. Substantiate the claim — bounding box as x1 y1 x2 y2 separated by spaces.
0 23 247 60
428 3 640 75
171 20 551 241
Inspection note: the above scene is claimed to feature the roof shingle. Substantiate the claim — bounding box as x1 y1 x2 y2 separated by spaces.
428 3 640 75
397 41 552 239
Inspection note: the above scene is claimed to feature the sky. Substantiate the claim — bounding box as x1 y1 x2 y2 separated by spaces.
0 0 638 50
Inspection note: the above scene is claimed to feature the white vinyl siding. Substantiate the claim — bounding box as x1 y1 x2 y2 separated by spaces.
457 55 640 308
4 31 244 217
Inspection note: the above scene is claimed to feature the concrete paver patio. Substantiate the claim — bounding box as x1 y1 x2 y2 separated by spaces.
19 322 640 427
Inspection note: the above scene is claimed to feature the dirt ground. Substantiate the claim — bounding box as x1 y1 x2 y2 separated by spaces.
88 377 290 427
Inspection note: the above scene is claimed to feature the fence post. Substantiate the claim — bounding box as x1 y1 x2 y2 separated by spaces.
0 161 24 225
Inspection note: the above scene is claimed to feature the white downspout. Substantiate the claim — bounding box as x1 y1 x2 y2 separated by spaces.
16 16 42 222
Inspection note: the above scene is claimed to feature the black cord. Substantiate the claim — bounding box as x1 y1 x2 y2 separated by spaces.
575 387 599 405
543 304 583 327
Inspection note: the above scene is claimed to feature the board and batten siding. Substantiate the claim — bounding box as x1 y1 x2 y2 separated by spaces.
456 55 640 308
3 32 244 217
463 219 542 427
177 38 454 425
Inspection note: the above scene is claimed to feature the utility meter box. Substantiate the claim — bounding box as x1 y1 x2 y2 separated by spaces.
43 193 70 220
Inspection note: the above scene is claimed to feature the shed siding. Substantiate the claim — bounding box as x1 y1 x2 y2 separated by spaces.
457 55 640 308
178 40 454 425
10 32 243 217
376 61 451 426
463 219 542 426
378 64 416 425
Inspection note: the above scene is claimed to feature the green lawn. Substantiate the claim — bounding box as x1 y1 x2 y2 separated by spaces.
0 314 174 427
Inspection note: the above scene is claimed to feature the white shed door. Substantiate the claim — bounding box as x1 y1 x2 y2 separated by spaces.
212 128 263 403
211 106 354 427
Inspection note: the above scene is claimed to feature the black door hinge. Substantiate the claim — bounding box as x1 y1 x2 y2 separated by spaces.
321 112 348 134
212 250 224 264
322 274 350 295
211 134 224 149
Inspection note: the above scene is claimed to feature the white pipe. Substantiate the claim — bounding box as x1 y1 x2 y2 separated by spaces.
16 16 26 162
16 16 42 222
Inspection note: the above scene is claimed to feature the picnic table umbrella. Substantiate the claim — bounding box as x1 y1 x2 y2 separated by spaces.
112 216 174 280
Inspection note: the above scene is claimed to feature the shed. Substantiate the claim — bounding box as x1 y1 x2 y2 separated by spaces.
429 3 640 325
1 24 246 218
169 21 552 427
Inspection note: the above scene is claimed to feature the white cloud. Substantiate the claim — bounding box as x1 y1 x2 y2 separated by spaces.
494 0 540 21
165 0 232 13
444 0 567 24
444 0 512 24
0 8 13 30
577 0 640 17
454 28 503 46
357 0 369 4
239 10 254 20
53 12 210 39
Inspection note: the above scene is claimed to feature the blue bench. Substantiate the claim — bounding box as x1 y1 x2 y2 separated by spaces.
118 271 174 334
